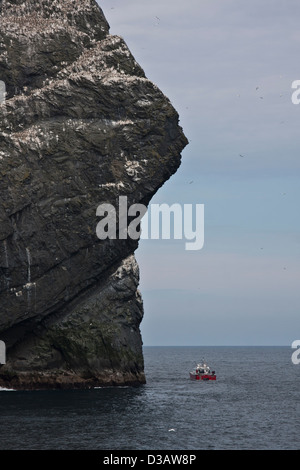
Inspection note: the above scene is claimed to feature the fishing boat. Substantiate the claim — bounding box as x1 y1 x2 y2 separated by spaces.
189 361 216 381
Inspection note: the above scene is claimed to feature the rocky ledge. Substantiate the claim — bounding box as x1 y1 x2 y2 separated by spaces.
0 0 188 389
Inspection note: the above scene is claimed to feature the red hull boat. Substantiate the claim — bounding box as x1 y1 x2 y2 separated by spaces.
189 361 216 381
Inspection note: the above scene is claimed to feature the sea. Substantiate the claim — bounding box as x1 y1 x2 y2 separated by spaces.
0 346 299 451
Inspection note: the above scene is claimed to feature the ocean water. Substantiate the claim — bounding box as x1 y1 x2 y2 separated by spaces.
0 346 299 450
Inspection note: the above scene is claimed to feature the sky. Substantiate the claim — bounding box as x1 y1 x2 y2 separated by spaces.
99 0 300 346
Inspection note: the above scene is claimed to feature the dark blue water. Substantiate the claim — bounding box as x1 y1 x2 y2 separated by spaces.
0 346 299 450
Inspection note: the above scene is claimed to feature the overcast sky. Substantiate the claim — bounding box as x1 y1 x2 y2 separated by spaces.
99 0 300 346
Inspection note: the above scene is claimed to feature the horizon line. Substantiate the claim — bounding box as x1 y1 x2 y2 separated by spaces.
142 344 290 347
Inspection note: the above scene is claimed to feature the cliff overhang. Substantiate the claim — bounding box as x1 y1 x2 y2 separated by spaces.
0 0 188 389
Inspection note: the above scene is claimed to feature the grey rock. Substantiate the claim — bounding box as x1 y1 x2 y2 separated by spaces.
0 0 188 389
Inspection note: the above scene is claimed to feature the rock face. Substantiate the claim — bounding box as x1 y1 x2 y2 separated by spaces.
0 0 188 389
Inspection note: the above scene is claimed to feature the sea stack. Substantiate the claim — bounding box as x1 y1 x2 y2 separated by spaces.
0 0 188 389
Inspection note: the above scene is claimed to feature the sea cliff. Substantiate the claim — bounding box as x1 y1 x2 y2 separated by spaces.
0 0 187 389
